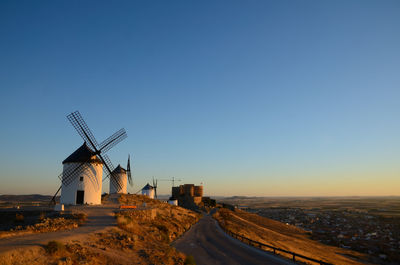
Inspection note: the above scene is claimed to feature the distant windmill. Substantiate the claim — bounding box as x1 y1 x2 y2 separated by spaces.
51 111 127 205
141 183 155 199
109 155 133 194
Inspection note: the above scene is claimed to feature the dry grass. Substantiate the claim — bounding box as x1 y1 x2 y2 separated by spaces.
0 195 200 265
214 208 372 265
110 195 201 264
0 213 87 239
45 240 65 255
118 193 159 206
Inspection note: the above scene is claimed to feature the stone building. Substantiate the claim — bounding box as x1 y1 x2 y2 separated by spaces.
171 184 203 209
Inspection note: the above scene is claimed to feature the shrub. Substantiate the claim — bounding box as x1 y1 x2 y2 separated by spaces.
152 223 170 242
39 212 46 221
45 240 65 254
15 213 24 223
116 214 130 227
154 223 169 234
74 213 87 222
184 255 196 265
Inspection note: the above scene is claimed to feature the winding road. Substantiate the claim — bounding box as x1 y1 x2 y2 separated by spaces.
173 212 294 265
2 201 294 265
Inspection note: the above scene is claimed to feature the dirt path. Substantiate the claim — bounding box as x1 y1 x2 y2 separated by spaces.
0 203 119 254
173 212 294 265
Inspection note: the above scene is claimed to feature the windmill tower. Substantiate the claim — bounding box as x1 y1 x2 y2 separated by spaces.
52 111 127 205
109 165 127 194
141 183 155 199
109 155 133 194
61 143 103 205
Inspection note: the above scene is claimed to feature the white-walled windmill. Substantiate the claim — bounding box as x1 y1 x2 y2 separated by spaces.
109 156 132 194
61 143 103 205
51 111 127 206
141 183 155 199
109 165 127 194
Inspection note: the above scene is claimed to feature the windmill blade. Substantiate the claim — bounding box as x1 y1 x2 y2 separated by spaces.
59 161 90 187
155 180 157 199
127 173 133 186
59 160 100 191
67 111 99 152
49 185 62 205
99 128 127 154
110 173 123 192
98 154 115 175
104 171 123 192
152 177 158 199
99 154 123 191
127 155 132 186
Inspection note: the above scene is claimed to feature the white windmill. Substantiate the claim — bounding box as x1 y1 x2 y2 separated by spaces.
61 143 103 205
141 183 155 199
109 155 133 194
51 111 127 206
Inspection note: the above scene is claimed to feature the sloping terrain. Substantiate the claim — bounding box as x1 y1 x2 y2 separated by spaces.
174 212 292 265
214 208 371 265
0 212 86 239
0 194 200 265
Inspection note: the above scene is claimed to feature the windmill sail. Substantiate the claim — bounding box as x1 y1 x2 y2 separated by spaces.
51 111 127 205
127 155 132 186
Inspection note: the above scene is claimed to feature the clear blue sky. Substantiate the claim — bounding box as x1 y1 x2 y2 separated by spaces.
0 1 399 196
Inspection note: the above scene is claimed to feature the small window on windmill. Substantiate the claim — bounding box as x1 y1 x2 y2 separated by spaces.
80 176 83 181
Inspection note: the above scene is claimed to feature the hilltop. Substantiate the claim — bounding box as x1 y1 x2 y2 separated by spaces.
0 194 200 265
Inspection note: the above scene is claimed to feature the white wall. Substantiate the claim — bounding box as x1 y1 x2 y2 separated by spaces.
142 189 154 199
168 199 178 206
109 172 127 194
60 162 103 205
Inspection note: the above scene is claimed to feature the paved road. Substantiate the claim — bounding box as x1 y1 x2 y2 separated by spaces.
0 203 118 253
173 212 294 265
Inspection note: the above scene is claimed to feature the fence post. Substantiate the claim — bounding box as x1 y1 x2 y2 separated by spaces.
224 228 333 265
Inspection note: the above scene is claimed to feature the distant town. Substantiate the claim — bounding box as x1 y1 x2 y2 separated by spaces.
219 196 400 264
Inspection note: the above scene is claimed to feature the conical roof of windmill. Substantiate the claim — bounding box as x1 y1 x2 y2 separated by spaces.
112 164 126 174
142 183 154 190
62 142 103 164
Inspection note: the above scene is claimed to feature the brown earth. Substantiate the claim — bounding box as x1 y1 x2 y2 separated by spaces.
0 194 200 265
214 208 373 265
0 213 86 239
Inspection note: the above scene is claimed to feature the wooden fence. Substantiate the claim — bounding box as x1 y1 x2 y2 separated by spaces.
221 225 333 265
